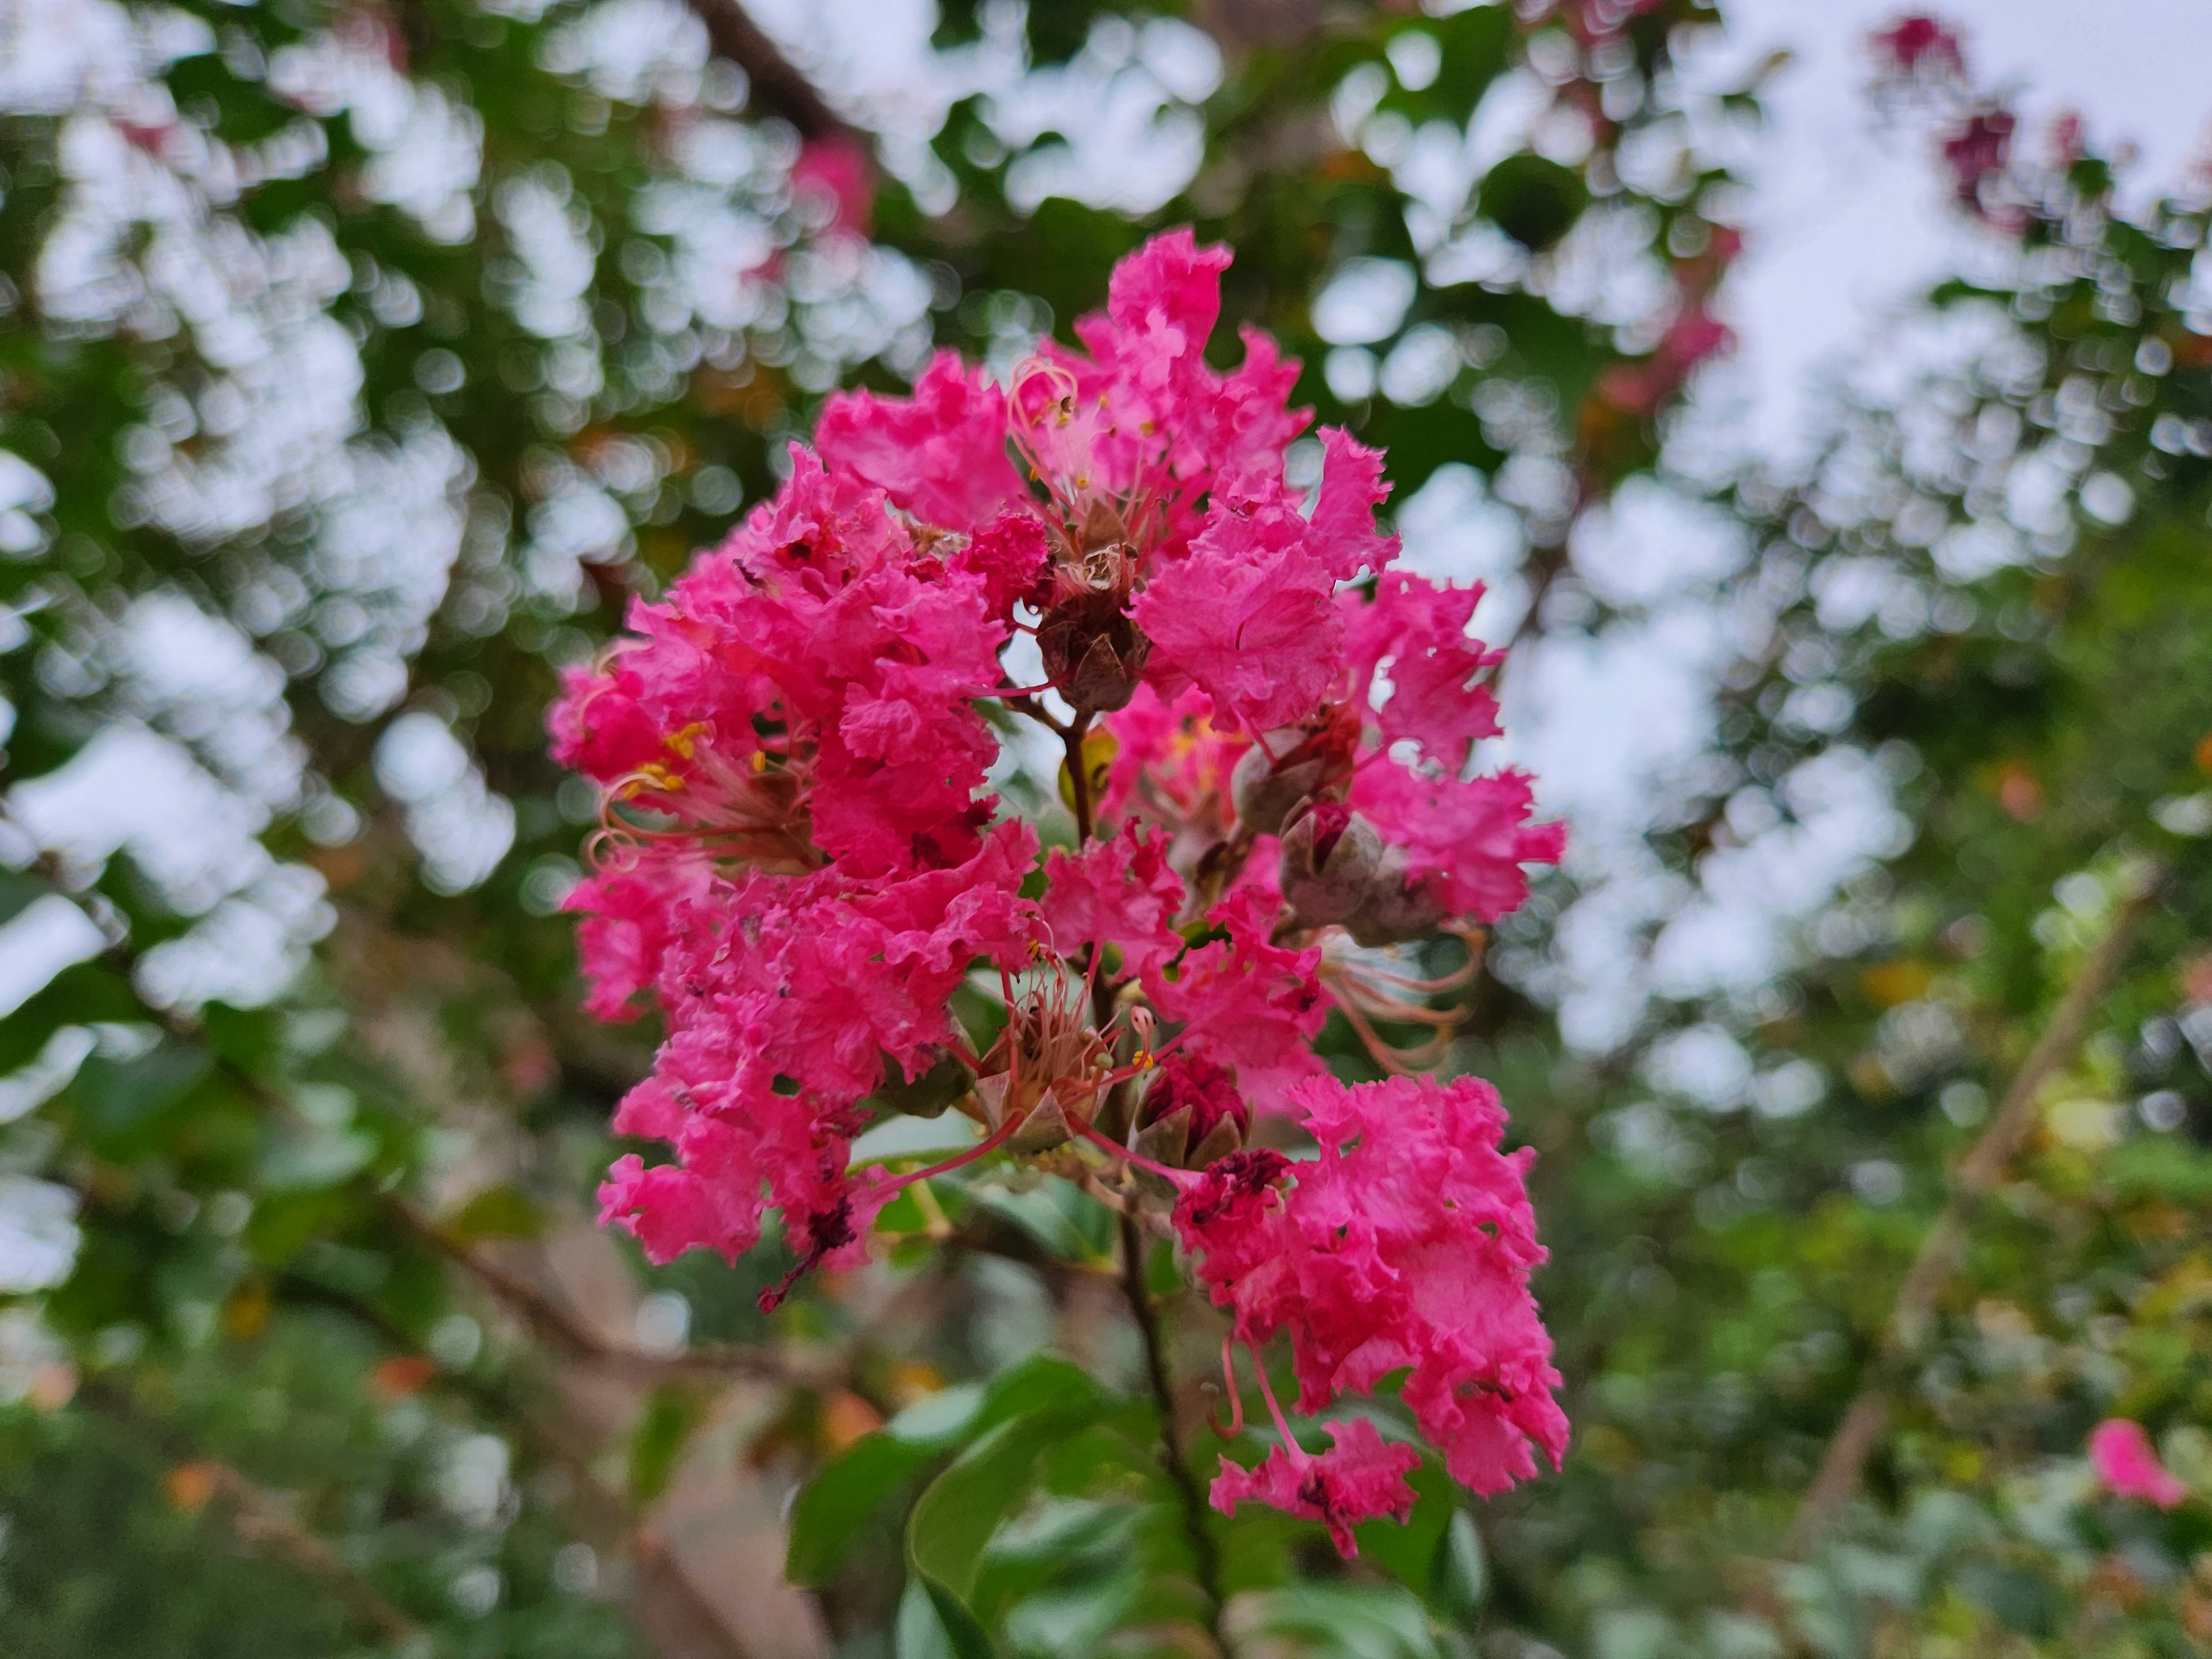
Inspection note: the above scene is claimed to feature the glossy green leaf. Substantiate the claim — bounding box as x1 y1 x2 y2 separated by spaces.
906 1396 1119 1658
789 1354 1105 1586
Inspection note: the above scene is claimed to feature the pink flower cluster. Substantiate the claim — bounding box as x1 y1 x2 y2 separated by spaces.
551 229 1566 1550
1179 1074 1568 1551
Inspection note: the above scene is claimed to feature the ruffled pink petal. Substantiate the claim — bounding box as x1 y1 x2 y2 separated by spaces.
1210 1417 1421 1557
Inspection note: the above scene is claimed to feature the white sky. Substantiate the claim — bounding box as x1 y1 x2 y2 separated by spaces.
1702 0 2212 463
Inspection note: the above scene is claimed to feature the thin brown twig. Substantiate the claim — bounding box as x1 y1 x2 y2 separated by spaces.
1005 691 1070 736
1786 859 2165 1558
632 1528 777 1659
1118 1211 1229 1656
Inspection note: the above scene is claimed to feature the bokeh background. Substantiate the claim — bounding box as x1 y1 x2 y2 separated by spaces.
5 0 2212 1653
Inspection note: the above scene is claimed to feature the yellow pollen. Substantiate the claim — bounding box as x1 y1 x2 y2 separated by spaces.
1132 1050 1154 1071
1074 475 1089 490
751 749 770 774
664 721 710 760
1139 420 1156 435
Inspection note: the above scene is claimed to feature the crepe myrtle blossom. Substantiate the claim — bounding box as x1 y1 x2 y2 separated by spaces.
550 228 1564 1548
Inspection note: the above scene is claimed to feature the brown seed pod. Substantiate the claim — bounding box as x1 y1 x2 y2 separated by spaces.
1037 589 1151 714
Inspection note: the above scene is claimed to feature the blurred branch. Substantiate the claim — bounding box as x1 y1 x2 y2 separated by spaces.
268 1270 768 1659
1786 859 2166 1558
78 1381 421 1645
199 1463 424 1645
383 1195 809 1384
632 1530 778 1659
683 0 862 145
1118 1211 1228 1655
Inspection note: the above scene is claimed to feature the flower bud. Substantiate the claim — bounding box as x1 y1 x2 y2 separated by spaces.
1279 803 1385 927
1230 736 1325 837
1138 1055 1248 1157
1229 710 1359 835
1343 846 1449 946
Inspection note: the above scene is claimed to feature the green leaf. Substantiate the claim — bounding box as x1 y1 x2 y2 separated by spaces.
968 1176 1113 1264
67 1039 210 1154
0 869 47 929
629 1380 711 1505
1435 1509 1487 1616
1235 1582 1444 1659
1478 153 1589 251
788 1354 1105 1586
1352 1455 1461 1608
906 1394 1118 1658
896 1577 958 1659
197 1002 281 1074
790 1433 946 1587
257 1119 376 1192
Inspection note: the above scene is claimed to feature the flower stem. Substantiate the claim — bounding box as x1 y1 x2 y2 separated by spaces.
1063 714 1096 844
1118 1211 1229 1652
1248 1342 1306 1467
1209 1336 1245 1437
872 1115 1019 1197
1075 1118 1198 1187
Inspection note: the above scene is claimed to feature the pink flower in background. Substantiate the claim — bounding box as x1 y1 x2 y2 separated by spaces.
1863 13 2033 233
2089 1419 2187 1508
1873 15 1964 79
791 134 875 239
